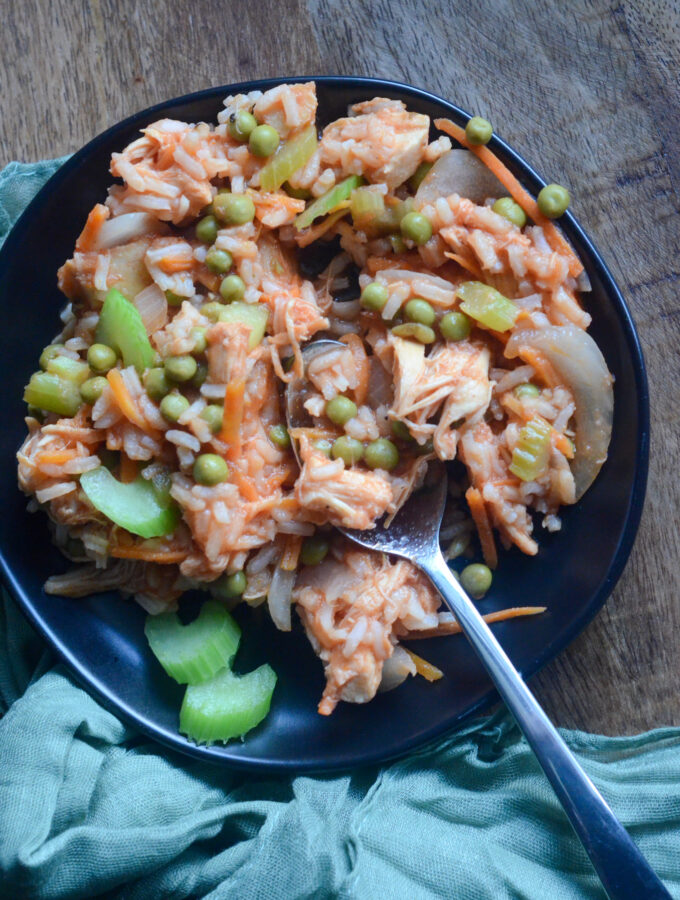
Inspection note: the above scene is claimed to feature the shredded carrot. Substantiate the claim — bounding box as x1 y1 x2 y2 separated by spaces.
119 452 138 483
340 333 370 405
107 369 149 431
110 546 187 563
277 496 299 513
295 207 350 248
404 648 444 682
434 118 583 278
443 251 484 281
231 468 259 502
405 606 547 639
280 534 303 572
465 486 498 569
219 380 245 459
75 203 109 252
552 431 575 459
159 255 193 274
365 253 422 275
517 347 561 388
36 449 79 466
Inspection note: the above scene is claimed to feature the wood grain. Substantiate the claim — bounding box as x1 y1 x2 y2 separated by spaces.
1 0 678 734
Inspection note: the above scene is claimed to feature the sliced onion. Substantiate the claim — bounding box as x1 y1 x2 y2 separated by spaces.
95 213 169 250
416 149 505 207
505 325 614 499
331 298 361 320
267 565 296 631
379 645 416 692
133 284 168 334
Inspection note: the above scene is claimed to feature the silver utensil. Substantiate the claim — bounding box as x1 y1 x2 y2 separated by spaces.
287 339 670 900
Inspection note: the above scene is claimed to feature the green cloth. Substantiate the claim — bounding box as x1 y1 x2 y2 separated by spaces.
1 161 679 900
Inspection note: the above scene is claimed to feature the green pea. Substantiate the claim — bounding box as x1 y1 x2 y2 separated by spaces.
404 298 436 326
326 395 358 425
193 453 229 486
492 197 527 228
248 124 280 158
39 344 64 370
160 392 190 423
143 367 170 401
400 211 432 245
213 192 256 226
364 438 399 471
228 109 257 142
219 274 246 303
196 215 219 244
164 355 198 383
460 563 493 599
391 323 435 344
205 248 233 274
283 181 312 200
360 281 389 312
537 183 570 218
87 343 117 373
465 116 493 146
201 301 225 322
165 290 184 307
79 376 108 405
213 570 247 598
331 435 364 465
200 404 224 434
300 535 330 566
191 362 208 388
440 311 473 342
269 425 291 449
514 382 540 399
190 327 207 355
391 420 413 441
409 160 433 192
315 439 333 458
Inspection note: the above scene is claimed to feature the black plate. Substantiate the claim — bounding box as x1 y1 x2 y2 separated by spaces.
0 77 649 772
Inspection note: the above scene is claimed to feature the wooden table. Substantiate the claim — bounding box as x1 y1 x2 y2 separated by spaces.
2 0 678 734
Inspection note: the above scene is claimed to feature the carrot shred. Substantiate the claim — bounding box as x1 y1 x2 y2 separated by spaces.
119 452 138 483
465 486 498 569
159 255 193 274
231 468 259 502
295 207 350 248
517 347 561 388
405 606 546 639
219 380 245 459
280 534 303 572
404 648 444 682
107 369 148 431
443 251 484 281
434 118 583 278
75 203 109 252
365 253 422 275
110 546 187 563
552 431 575 459
36 449 79 466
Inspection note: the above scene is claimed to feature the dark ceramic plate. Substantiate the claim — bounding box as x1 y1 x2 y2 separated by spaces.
0 77 648 772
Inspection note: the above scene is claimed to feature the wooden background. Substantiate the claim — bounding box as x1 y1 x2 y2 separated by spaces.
1 0 678 734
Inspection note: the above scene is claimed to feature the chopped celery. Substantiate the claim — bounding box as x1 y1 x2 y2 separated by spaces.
259 124 318 193
509 416 552 481
294 174 364 231
180 664 277 745
457 281 518 332
80 466 180 538
350 187 386 230
96 288 155 372
24 372 82 417
145 600 241 684
377 196 414 233
217 301 269 348
46 356 91 385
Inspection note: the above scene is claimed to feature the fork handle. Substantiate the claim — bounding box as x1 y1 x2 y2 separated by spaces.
422 551 670 900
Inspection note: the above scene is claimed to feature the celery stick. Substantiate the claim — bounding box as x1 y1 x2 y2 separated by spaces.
294 175 364 231
217 301 269 348
259 124 318 193
24 372 82 417
457 281 518 332
96 288 155 372
350 187 386 230
80 466 180 538
46 356 91 385
510 417 552 481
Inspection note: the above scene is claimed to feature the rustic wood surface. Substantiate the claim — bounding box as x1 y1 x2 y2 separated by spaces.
1 0 678 734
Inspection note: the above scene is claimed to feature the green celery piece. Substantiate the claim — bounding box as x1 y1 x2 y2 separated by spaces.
180 664 277 745
145 600 241 685
24 372 82 417
509 416 552 481
294 174 365 231
217 301 269 349
350 187 386 230
80 466 180 538
457 281 518 332
46 356 91 385
259 124 318 193
96 287 155 372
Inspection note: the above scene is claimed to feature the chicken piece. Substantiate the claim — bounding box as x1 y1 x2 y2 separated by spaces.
153 301 210 359
294 545 440 714
320 99 429 189
294 435 394 530
206 320 251 386
252 191 306 228
252 82 317 139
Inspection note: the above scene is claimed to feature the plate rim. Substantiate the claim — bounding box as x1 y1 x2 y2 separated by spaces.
0 75 649 772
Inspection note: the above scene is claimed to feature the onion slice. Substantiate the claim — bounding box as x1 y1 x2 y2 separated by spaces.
267 565 296 631
416 149 505 207
133 283 168 334
378 645 416 692
505 325 613 500
94 213 169 250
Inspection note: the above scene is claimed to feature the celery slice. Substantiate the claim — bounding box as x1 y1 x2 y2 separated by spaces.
350 187 386 230
217 301 269 349
457 282 518 332
46 356 91 385
509 416 552 481
294 175 365 231
96 287 155 372
180 664 277 744
259 124 318 193
24 372 82 417
80 466 180 538
145 600 241 685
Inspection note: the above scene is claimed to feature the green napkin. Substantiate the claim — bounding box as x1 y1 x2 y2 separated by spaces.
1 161 679 900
